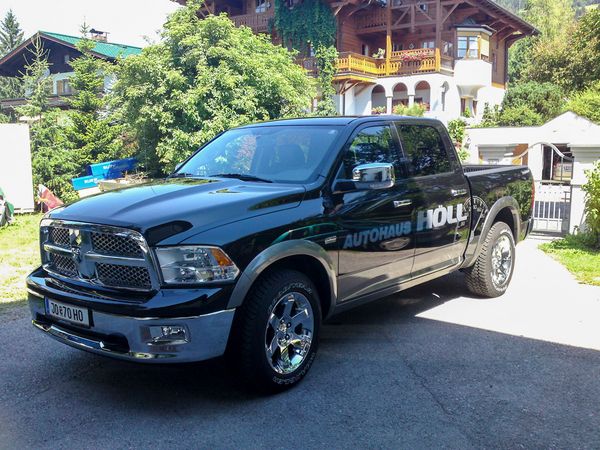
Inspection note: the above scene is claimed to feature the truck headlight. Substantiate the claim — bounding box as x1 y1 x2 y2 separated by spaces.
155 246 239 284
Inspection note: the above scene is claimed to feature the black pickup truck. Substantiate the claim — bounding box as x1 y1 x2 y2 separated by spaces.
27 116 534 391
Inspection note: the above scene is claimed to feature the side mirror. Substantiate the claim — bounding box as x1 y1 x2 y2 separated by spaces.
352 163 395 190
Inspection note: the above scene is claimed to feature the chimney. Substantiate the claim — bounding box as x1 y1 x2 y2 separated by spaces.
89 28 109 42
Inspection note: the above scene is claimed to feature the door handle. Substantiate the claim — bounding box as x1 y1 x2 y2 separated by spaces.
450 188 467 197
393 199 412 208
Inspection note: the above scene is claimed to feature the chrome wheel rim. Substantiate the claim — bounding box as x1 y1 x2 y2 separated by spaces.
265 291 314 375
491 234 513 288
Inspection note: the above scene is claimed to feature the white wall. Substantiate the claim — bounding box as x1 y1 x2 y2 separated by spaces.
0 124 34 212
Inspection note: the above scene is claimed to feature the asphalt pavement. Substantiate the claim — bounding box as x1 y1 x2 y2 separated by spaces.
1 237 599 449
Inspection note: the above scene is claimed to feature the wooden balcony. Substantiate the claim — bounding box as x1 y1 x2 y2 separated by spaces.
231 10 273 33
332 48 449 81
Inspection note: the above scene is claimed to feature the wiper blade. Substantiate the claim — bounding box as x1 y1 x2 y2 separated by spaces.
209 173 273 183
167 172 196 179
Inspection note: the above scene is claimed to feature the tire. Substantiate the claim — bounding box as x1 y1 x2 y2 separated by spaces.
230 269 321 393
464 221 515 298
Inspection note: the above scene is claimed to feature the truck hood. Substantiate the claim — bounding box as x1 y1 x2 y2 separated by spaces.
49 178 305 243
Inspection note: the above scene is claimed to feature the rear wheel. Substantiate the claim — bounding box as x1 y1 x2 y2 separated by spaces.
464 221 515 298
232 269 321 392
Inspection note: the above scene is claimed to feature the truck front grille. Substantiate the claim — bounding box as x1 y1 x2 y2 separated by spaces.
96 263 152 289
49 253 78 277
41 220 157 292
91 232 144 258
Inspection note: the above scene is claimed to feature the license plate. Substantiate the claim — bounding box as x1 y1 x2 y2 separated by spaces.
45 298 90 327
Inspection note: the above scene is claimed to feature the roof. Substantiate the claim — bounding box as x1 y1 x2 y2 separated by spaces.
40 31 142 59
0 31 141 76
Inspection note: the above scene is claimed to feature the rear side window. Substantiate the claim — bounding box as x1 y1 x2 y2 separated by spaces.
338 125 401 179
396 124 452 177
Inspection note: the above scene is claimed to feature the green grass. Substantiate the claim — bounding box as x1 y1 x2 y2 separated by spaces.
539 234 600 286
0 214 42 304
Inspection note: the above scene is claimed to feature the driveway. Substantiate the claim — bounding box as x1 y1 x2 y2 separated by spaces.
1 237 599 449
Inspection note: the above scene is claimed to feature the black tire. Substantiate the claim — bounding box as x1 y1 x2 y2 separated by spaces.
464 221 515 298
230 269 321 393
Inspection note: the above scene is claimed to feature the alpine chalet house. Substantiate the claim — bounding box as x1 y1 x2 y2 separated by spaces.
175 0 537 122
0 30 141 114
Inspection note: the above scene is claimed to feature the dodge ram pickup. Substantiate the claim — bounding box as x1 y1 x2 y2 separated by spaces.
27 116 534 391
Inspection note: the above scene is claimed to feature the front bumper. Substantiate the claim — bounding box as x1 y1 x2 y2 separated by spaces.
27 271 236 363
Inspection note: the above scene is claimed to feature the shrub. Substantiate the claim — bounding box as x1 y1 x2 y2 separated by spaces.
392 103 425 117
582 161 600 246
566 81 600 124
502 81 565 122
371 106 386 115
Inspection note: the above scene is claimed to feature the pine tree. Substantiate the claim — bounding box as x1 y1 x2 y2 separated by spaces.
14 37 52 119
0 9 24 54
0 9 25 101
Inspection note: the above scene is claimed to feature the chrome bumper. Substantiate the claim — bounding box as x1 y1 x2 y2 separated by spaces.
29 294 235 363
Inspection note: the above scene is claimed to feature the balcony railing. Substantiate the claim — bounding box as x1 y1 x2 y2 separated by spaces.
231 10 273 33
332 48 445 78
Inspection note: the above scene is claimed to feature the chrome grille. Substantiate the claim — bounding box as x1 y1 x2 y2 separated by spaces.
41 220 157 292
50 227 70 247
91 232 143 258
49 253 77 277
96 263 151 289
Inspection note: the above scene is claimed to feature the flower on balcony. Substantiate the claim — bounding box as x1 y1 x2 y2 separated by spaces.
399 53 424 62
372 48 385 59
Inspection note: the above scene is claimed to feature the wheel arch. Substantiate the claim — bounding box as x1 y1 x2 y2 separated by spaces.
463 196 521 268
227 240 337 319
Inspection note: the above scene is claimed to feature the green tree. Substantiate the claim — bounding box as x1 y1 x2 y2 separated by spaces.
112 0 314 175
272 0 336 51
502 81 565 121
566 81 600 123
0 9 25 101
314 45 337 116
14 37 52 119
66 27 128 167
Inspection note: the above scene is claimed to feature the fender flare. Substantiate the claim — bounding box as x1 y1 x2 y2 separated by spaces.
463 196 521 268
227 240 338 318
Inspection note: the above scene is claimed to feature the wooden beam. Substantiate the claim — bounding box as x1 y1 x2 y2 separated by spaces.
435 0 442 50
331 1 350 16
442 2 460 23
386 0 392 75
410 4 415 33
393 8 410 26
416 4 434 21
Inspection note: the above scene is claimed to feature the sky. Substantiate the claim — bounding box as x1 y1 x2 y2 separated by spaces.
0 0 181 48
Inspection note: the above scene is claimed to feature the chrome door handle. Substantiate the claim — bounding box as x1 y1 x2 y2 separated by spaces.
450 188 467 197
393 199 412 208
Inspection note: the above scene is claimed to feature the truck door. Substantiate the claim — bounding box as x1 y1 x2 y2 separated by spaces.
332 123 418 302
394 121 471 278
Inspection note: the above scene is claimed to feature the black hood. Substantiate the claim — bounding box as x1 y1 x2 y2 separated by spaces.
49 178 305 243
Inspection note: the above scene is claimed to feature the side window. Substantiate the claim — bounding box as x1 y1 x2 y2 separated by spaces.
338 125 401 179
396 124 452 177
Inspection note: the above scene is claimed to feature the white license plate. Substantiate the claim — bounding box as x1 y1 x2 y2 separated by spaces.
45 298 90 327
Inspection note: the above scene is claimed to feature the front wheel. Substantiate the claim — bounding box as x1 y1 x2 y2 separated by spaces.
464 221 515 298
232 269 321 392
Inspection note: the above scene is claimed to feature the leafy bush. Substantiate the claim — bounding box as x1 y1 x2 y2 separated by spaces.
566 81 600 124
496 104 544 126
447 118 466 146
582 161 600 246
392 103 425 116
371 106 386 115
502 81 565 122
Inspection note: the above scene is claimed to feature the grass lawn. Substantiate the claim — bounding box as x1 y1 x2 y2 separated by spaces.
0 214 42 304
539 234 600 286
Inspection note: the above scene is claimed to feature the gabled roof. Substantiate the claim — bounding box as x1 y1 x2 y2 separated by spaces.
40 31 142 59
0 31 141 76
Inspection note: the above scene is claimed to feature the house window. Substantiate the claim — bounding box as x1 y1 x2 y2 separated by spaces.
392 42 403 52
443 41 453 56
256 0 269 13
56 79 72 95
422 40 435 49
418 3 428 12
457 35 479 59
64 54 70 64
361 44 370 56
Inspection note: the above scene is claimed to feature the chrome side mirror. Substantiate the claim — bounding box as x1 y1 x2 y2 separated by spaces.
352 163 395 190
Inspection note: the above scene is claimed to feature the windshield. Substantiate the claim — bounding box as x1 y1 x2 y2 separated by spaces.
176 125 342 183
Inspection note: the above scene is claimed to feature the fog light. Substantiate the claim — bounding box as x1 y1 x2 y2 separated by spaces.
146 325 189 345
